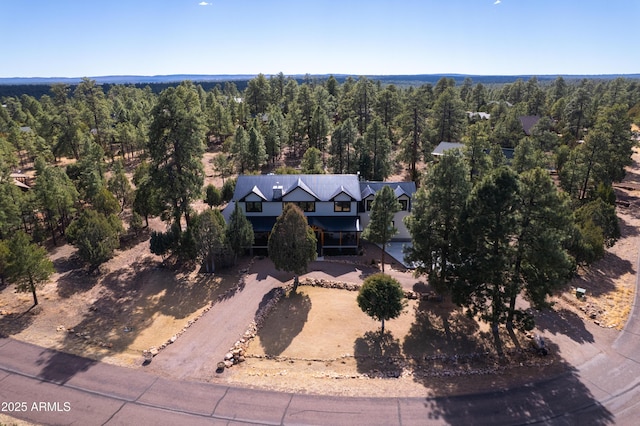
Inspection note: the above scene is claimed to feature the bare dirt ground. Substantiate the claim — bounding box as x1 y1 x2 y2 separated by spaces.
1 148 638 401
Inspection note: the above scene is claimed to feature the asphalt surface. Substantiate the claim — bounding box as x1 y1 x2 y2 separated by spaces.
1 258 640 425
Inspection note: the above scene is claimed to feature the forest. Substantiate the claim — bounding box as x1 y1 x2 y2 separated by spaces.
0 73 639 331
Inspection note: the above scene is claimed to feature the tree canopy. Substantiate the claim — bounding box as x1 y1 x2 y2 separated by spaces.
362 185 400 272
357 273 406 334
268 203 317 276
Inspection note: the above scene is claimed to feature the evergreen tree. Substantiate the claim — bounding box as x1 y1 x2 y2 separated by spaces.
268 203 317 277
231 126 250 174
404 152 470 294
107 159 132 211
204 184 222 208
66 209 123 270
301 147 324 174
193 209 226 273
225 201 254 265
455 168 520 352
33 157 78 245
148 82 206 231
247 124 267 172
357 273 406 334
362 185 400 272
6 231 54 306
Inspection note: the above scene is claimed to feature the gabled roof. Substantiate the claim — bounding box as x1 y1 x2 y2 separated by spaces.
394 185 409 198
519 115 541 136
284 177 320 200
360 184 376 199
359 181 417 199
329 185 359 200
432 141 464 157
232 174 362 202
238 184 268 201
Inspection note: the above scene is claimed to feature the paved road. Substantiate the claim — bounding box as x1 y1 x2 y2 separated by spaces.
1 258 639 425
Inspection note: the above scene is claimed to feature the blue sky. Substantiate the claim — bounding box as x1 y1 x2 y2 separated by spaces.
1 0 638 78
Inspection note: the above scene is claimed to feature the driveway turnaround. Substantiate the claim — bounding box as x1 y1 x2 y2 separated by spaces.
1 257 640 424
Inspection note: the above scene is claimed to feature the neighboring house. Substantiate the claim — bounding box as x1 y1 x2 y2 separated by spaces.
431 141 514 163
467 111 490 121
224 174 416 255
431 142 464 158
519 115 541 136
10 172 31 191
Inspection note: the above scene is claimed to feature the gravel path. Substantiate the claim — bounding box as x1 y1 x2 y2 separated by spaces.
144 258 287 380
143 256 407 381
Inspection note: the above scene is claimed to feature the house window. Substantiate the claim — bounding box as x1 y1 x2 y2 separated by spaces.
334 201 351 212
365 199 374 211
287 201 315 212
246 201 262 212
399 199 408 211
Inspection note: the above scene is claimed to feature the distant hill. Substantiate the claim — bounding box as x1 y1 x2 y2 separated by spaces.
1 73 639 98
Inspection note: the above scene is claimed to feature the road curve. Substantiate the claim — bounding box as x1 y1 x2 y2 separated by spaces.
1 266 639 425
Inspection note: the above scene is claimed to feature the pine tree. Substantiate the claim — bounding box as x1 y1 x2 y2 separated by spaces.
225 201 254 265
148 82 206 231
6 231 54 306
362 185 400 272
404 152 470 294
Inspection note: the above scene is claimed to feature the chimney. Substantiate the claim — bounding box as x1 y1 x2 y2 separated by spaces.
273 182 283 200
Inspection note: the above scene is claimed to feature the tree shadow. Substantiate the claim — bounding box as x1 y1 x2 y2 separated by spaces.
423 354 614 425
0 308 38 337
35 348 96 385
617 215 639 239
37 256 243 382
404 309 614 424
572 251 634 298
56 269 100 298
354 330 403 378
404 301 483 359
52 252 84 274
257 290 311 356
535 307 595 344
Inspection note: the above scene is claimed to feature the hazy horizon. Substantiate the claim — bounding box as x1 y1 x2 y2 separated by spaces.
1 0 638 78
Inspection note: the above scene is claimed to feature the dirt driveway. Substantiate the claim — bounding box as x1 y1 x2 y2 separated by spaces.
144 255 410 381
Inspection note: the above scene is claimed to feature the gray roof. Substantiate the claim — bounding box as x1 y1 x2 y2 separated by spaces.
234 174 362 202
519 115 541 136
432 141 464 156
359 181 417 199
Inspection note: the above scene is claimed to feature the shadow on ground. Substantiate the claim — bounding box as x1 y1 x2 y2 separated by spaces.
32 253 246 383
0 308 38 337
535 307 595 343
572 251 634 298
257 290 311 356
406 302 613 424
422 355 614 425
354 330 403 377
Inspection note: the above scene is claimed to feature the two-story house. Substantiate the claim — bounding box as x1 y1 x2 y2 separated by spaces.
224 174 416 256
